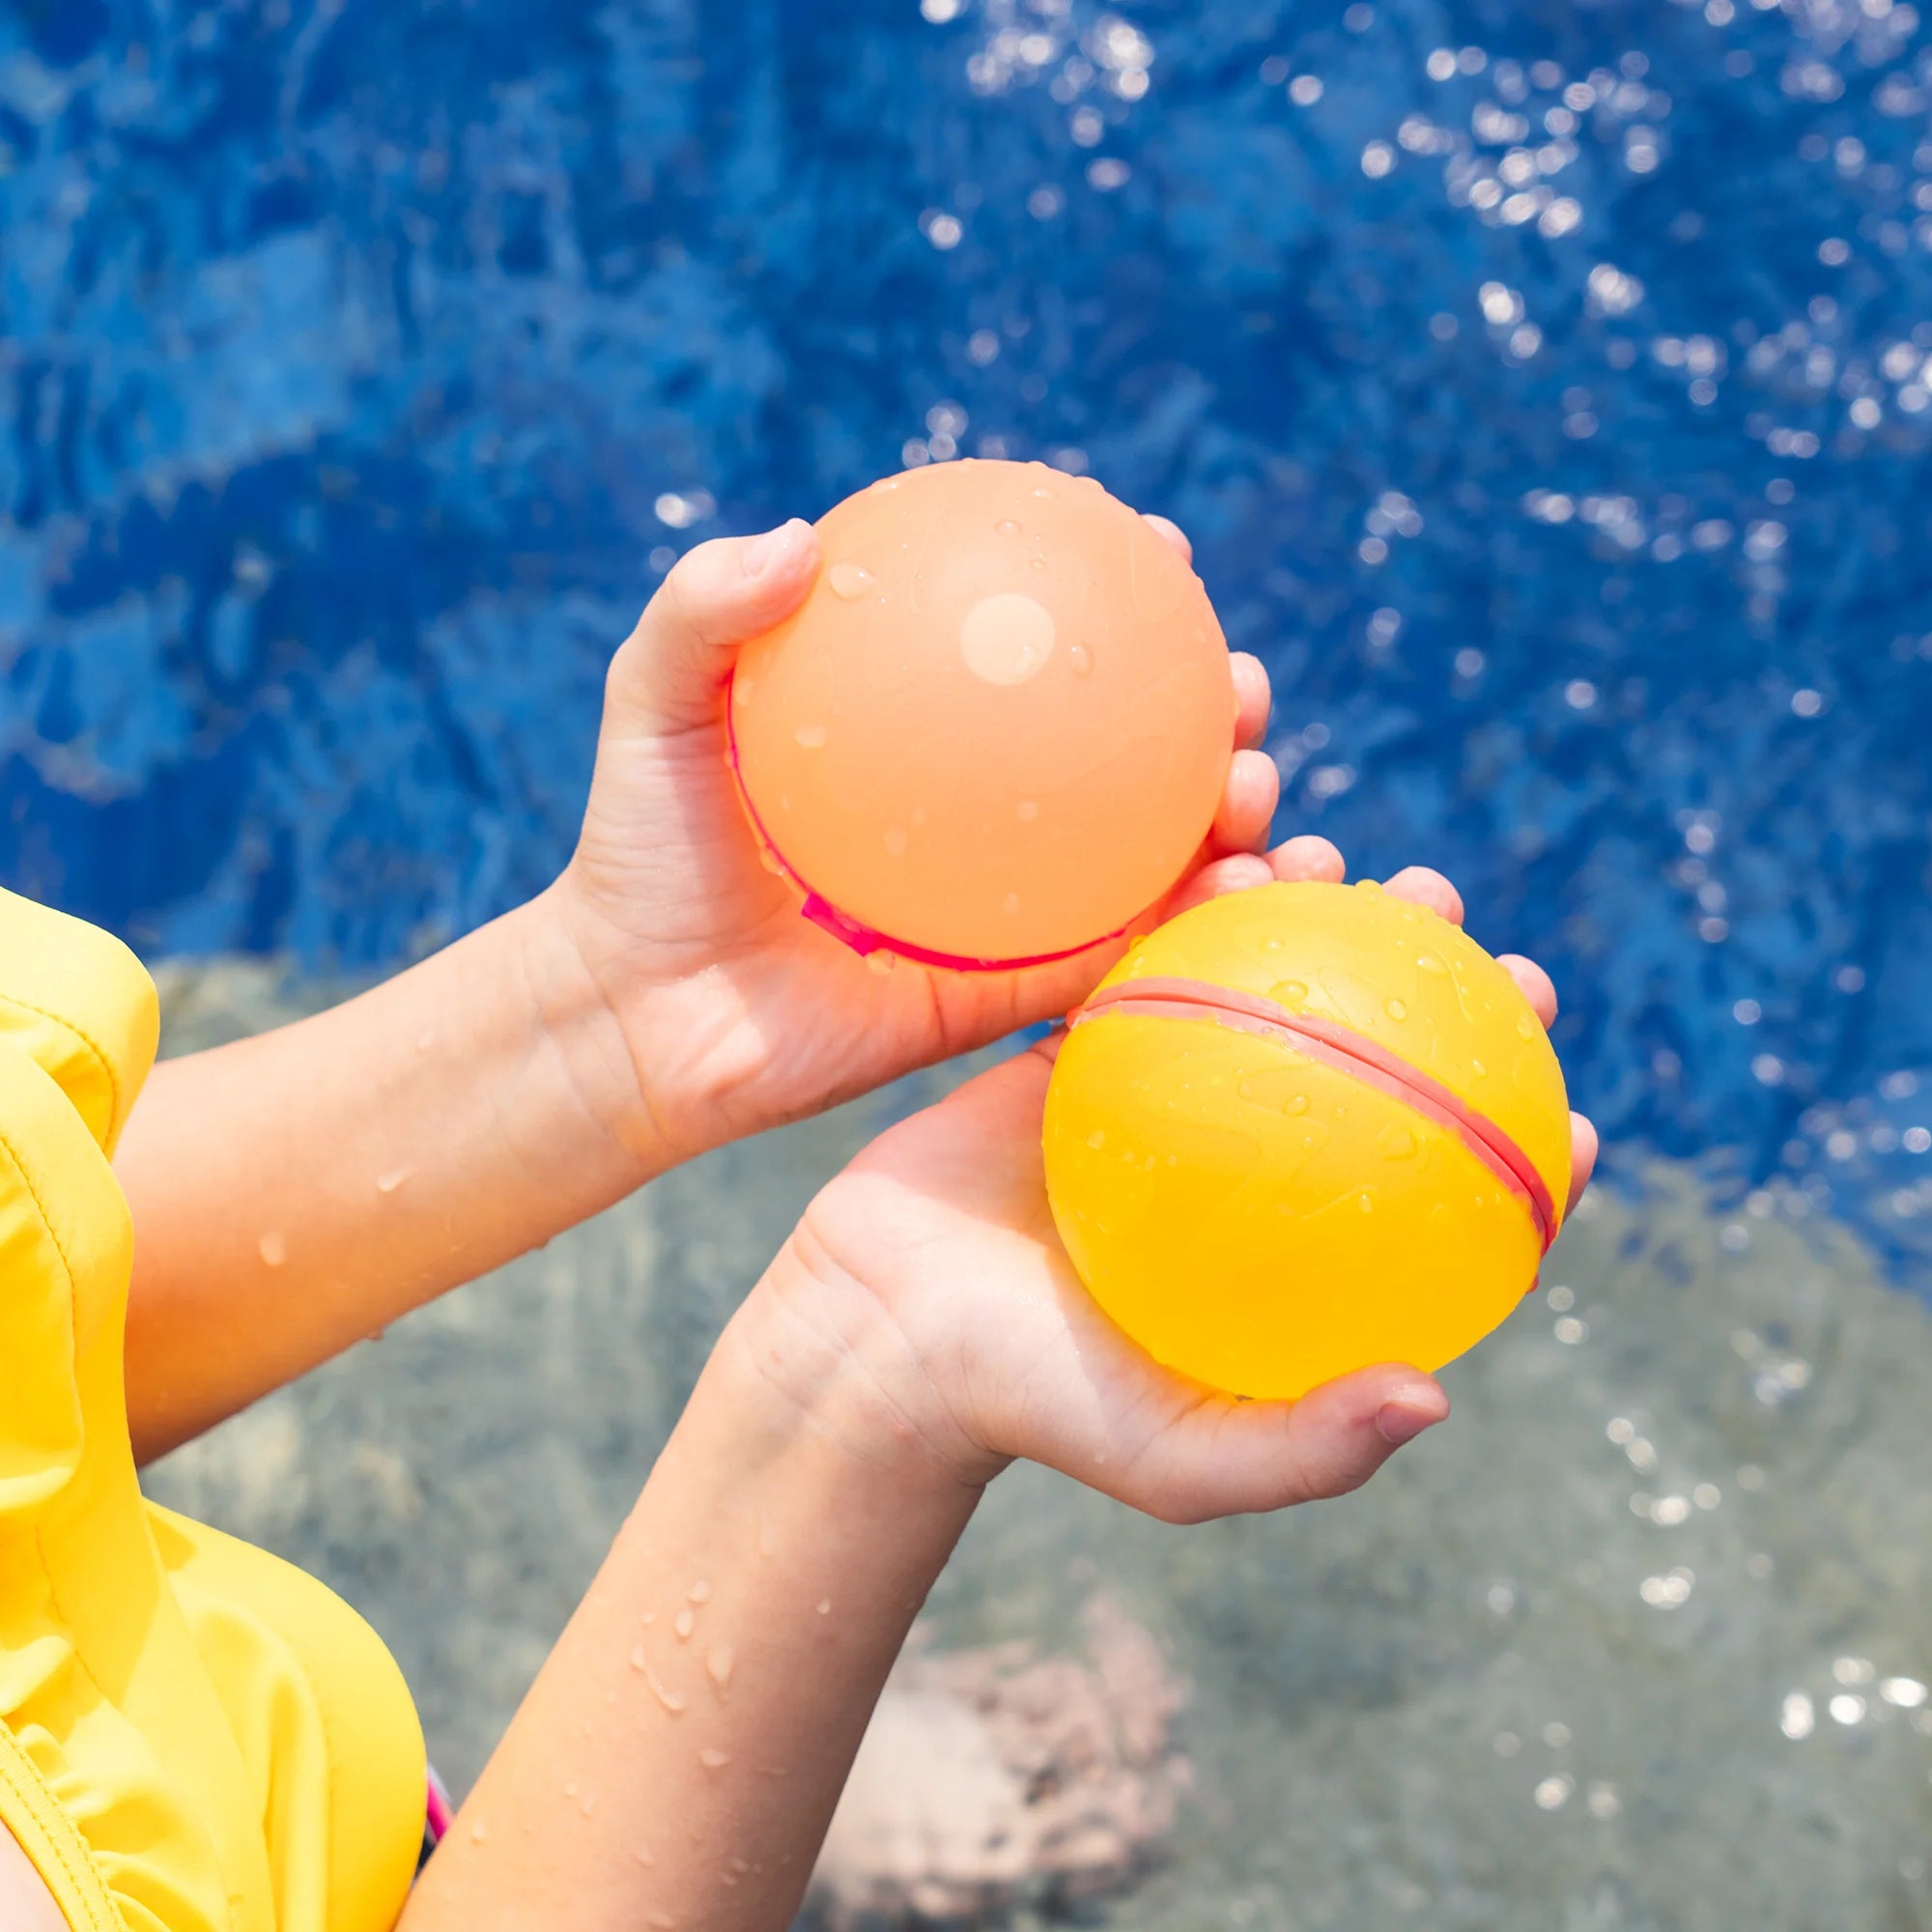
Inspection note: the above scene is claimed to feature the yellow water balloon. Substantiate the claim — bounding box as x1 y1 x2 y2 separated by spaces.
1043 880 1573 1400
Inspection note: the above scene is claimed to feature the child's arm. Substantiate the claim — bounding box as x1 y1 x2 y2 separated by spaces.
403 968 1591 1929
0 1820 66 1931
115 518 1290 1461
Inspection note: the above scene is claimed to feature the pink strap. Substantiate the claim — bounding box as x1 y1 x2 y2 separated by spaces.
1070 976 1558 1254
724 674 1124 974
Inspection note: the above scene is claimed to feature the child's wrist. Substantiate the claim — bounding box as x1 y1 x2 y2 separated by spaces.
497 888 677 1185
728 1234 1015 1496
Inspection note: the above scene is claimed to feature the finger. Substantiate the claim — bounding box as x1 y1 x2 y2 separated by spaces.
1163 851 1274 919
1267 835 1347 884
1567 1111 1599 1209
605 520 820 733
1382 866 1464 924
1232 653 1271 750
1497 953 1558 1028
1142 512 1192 563
1210 749 1280 854
1110 1365 1449 1525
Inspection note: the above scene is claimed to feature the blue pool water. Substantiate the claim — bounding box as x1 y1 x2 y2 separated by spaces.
4 0 1932 1260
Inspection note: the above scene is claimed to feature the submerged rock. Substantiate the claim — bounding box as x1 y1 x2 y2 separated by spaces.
810 1599 1190 1929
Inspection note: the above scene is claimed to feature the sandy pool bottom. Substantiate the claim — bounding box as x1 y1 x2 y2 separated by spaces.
147 962 1932 1931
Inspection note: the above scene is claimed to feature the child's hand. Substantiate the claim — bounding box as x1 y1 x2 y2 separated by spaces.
545 517 1292 1168
732 870 1600 1518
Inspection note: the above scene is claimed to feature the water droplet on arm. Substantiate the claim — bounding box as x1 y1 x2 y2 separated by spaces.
1069 641 1093 674
674 1608 695 1640
698 1747 731 1770
376 1167 412 1194
707 1644 735 1694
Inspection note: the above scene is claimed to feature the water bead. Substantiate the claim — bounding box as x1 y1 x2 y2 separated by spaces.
827 561 877 599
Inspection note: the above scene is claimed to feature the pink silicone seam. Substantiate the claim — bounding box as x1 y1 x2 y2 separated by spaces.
1070 976 1558 1254
722 671 1125 974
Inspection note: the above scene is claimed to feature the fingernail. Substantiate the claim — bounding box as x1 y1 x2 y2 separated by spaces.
742 519 808 578
1376 1385 1449 1445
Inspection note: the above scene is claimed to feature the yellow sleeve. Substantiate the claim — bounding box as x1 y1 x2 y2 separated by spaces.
0 888 422 1932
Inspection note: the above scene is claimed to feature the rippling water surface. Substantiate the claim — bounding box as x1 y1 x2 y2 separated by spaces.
13 1 1932 1919
5 0 1932 1253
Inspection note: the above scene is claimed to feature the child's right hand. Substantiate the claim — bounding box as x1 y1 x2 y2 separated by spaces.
733 873 1599 1519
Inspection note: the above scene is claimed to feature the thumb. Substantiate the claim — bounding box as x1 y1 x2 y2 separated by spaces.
607 519 821 733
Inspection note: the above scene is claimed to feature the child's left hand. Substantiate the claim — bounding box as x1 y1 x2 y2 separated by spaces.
547 516 1308 1170
731 867 1600 1518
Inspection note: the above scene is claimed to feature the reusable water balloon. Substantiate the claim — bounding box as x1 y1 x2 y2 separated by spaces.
1042 880 1572 1400
728 459 1236 969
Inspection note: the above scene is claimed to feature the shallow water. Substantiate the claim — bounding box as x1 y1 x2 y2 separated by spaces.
151 964 1932 1926
15 0 1932 1917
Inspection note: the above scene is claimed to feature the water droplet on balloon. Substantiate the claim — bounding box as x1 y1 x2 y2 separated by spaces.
1272 980 1309 1008
960 591 1056 684
794 723 827 749
866 950 895 976
377 1167 412 1194
1385 998 1407 1021
1359 1193 1376 1212
1087 1129 1107 1150
470 1819 488 1843
1471 1058 1488 1077
1285 1094 1310 1117
1002 892 1021 914
996 518 1022 535
259 1230 287 1268
1017 799 1039 821
1517 1012 1539 1039
883 826 909 858
1028 555 1047 571
828 561 876 599
1068 641 1093 674
1417 952 1446 975
1380 1122 1416 1159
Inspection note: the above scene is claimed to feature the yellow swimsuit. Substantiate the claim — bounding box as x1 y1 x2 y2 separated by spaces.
0 888 426 1931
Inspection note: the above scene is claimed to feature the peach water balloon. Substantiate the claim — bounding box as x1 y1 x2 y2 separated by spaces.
728 460 1237 968
1042 880 1573 1400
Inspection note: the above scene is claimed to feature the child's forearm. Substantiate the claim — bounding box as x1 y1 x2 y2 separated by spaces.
400 1264 982 1932
115 890 661 1460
